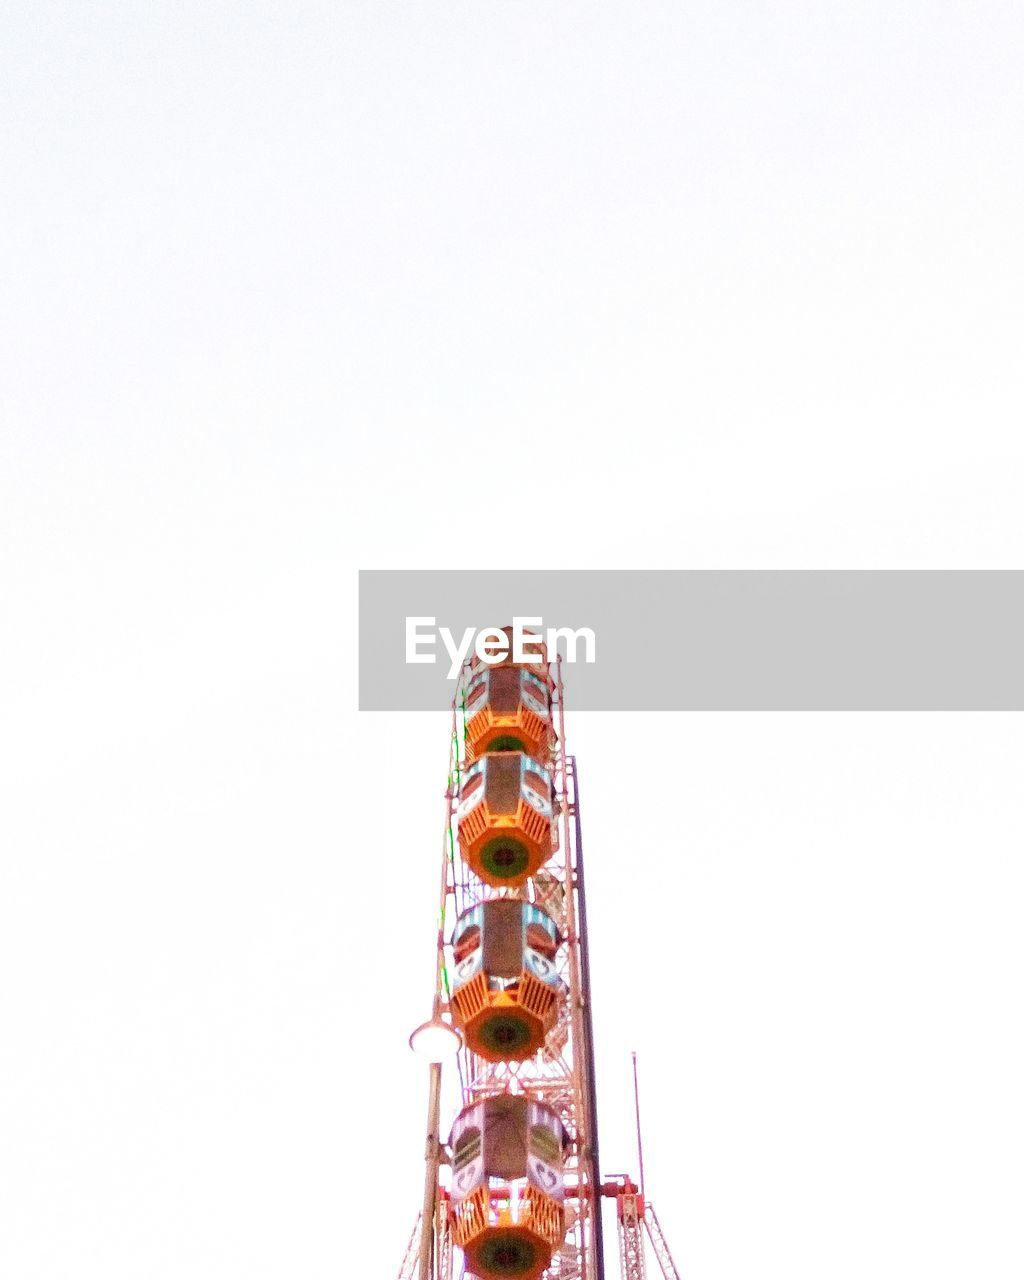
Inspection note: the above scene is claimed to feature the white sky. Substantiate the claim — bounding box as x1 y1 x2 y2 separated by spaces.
2 2 1023 1278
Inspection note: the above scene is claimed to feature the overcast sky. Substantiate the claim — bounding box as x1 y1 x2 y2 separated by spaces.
2 2 1023 1278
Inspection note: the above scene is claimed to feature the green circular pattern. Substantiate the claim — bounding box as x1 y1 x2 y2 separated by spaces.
488 735 527 753
480 836 530 880
480 1012 533 1055
478 1235 538 1277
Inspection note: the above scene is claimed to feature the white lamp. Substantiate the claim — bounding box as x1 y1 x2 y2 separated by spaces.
409 1015 463 1063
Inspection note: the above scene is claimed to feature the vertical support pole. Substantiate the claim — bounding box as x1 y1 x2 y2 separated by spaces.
631 1051 646 1200
418 693 459 1280
418 1061 443 1280
572 756 606 1280
554 663 590 1280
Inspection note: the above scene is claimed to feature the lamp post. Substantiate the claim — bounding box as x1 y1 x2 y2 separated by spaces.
410 1014 462 1280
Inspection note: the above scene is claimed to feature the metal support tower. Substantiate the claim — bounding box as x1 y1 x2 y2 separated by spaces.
644 1207 682 1280
617 1183 647 1280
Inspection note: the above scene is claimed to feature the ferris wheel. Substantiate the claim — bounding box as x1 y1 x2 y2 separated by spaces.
400 627 680 1280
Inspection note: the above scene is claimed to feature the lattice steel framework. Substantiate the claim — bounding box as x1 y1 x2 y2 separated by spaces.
617 1186 647 1280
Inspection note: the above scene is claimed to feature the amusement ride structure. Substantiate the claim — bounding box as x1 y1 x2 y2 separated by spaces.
400 627 682 1280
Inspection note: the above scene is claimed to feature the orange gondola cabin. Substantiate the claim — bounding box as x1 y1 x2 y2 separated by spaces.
464 665 553 763
457 752 554 886
449 900 565 1061
448 1094 568 1280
